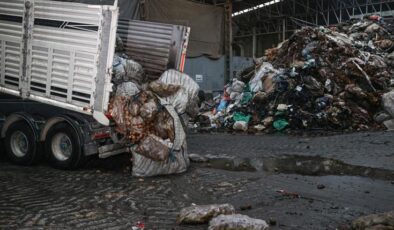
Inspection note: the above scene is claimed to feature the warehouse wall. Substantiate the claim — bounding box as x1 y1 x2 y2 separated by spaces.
184 56 225 92
184 56 253 92
234 34 283 58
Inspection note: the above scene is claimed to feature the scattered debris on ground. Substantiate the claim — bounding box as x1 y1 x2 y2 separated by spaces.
177 204 235 224
352 211 394 230
208 214 269 230
196 17 394 133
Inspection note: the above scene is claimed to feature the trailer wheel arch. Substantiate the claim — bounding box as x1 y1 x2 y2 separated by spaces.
1 113 39 140
39 116 83 144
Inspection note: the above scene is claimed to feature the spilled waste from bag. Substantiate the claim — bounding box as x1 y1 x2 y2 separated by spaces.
108 36 200 177
189 154 394 181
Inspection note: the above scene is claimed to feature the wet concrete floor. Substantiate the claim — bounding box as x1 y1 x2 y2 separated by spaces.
0 131 393 229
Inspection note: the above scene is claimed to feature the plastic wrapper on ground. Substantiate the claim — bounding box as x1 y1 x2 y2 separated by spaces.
208 214 269 230
177 204 235 225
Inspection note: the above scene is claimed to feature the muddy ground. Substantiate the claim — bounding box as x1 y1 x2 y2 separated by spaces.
0 131 393 229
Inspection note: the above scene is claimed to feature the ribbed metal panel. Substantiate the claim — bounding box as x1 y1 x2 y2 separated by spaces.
29 0 102 108
0 0 24 91
0 0 119 125
117 20 189 79
33 26 98 51
4 41 21 90
34 0 101 26
0 0 25 17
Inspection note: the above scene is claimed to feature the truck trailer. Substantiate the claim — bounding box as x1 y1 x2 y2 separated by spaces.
0 0 190 169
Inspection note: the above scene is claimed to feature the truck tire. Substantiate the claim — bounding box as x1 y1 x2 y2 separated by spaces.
45 122 85 169
4 121 39 165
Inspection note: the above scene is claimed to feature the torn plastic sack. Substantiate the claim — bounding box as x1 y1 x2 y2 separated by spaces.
177 204 235 225
136 134 171 161
108 96 127 134
112 54 145 85
113 55 127 83
158 69 200 116
115 35 125 52
154 109 176 141
124 59 145 84
208 214 269 230
231 79 245 93
249 62 276 93
129 116 145 144
116 82 140 97
148 81 181 98
233 121 248 131
382 91 394 117
132 103 189 177
140 99 159 122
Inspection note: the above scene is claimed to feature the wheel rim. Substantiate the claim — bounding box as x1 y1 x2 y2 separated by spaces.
10 131 29 157
51 133 72 161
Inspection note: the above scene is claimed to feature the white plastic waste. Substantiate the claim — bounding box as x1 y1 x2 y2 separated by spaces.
177 204 235 224
249 62 276 93
158 69 200 116
208 214 269 230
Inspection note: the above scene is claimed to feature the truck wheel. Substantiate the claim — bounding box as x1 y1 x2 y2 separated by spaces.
4 121 39 165
45 123 85 170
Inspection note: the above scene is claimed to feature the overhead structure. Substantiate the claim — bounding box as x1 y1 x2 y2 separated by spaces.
232 0 393 41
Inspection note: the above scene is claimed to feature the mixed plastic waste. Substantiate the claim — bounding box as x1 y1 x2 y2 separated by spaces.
196 17 394 133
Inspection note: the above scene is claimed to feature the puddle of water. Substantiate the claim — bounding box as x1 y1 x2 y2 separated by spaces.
192 154 394 181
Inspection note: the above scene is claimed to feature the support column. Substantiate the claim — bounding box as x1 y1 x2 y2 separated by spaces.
252 27 257 58
282 18 286 42
224 0 233 82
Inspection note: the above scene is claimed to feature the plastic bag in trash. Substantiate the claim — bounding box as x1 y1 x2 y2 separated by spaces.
109 96 128 134
132 141 189 177
113 55 127 83
208 214 269 230
231 79 245 93
158 70 200 116
140 99 159 122
116 82 140 97
128 116 145 144
148 81 182 97
112 54 145 84
136 134 171 161
154 110 175 141
124 59 145 84
115 35 125 52
249 62 276 93
233 121 248 131
177 204 235 225
132 104 189 177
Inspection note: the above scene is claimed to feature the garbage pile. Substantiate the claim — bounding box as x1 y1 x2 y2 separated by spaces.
200 16 393 132
108 37 199 177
